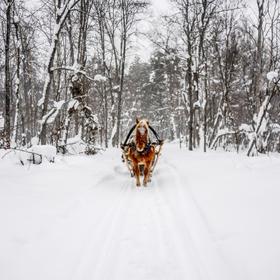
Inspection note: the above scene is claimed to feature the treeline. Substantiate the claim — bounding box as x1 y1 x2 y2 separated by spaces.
0 0 149 153
0 0 280 155
123 0 280 155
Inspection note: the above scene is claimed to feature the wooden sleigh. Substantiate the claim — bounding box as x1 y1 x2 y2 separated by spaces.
121 119 163 186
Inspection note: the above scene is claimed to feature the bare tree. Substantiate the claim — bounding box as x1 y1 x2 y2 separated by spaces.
38 0 80 145
11 5 20 146
103 0 149 146
173 0 217 150
3 0 12 149
247 79 280 156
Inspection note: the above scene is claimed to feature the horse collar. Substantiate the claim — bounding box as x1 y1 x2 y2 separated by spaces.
136 143 151 155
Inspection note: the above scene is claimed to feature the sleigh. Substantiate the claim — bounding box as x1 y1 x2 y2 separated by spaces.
121 119 163 186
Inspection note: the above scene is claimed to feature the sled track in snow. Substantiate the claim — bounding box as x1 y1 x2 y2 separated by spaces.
154 159 236 280
1 146 279 280
69 158 236 280
152 173 207 279
71 178 132 280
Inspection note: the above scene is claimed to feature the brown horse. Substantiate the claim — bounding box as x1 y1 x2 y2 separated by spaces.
126 118 156 187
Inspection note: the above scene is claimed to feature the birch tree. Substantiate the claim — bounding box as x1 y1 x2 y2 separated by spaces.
38 0 80 145
11 6 20 146
3 0 12 149
104 0 149 146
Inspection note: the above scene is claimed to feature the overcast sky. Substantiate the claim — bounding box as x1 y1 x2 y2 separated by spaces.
132 0 173 62
133 0 259 62
25 0 260 63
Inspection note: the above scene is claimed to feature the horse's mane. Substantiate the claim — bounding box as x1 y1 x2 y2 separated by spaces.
135 120 149 152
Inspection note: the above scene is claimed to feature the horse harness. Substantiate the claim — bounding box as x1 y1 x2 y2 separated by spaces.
121 124 162 151
126 141 153 156
121 122 164 180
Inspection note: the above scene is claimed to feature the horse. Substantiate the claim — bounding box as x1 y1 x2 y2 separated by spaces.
126 118 156 187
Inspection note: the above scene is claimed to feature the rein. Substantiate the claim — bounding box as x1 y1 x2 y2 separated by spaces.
148 125 162 144
121 124 162 149
121 124 136 149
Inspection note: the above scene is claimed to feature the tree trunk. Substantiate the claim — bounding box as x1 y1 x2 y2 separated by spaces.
247 85 278 156
39 0 80 144
250 0 264 114
187 56 193 151
12 12 21 146
4 1 12 149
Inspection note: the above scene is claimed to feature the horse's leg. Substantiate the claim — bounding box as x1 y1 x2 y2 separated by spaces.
132 162 141 186
144 149 156 185
149 151 156 182
143 161 152 186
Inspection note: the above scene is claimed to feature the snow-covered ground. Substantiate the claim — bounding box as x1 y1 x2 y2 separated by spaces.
0 144 280 280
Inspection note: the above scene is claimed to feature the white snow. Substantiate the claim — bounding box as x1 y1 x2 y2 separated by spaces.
94 74 107 82
13 15 19 24
266 71 278 81
40 100 65 125
271 123 280 133
54 100 65 110
193 100 201 108
0 144 280 280
109 123 117 147
29 145 56 162
113 85 120 90
62 135 87 154
56 7 63 16
31 136 39 146
9 145 57 165
68 99 79 110
0 114 4 129
239 123 253 132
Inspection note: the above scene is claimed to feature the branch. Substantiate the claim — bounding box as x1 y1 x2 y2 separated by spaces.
50 66 95 82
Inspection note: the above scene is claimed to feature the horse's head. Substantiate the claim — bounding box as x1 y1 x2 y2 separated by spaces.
135 118 149 152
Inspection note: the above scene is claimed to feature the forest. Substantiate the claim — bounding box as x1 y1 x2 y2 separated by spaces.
1 2 280 279
1 0 280 156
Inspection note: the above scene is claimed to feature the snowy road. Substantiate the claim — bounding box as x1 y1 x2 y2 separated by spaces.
1 144 280 280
